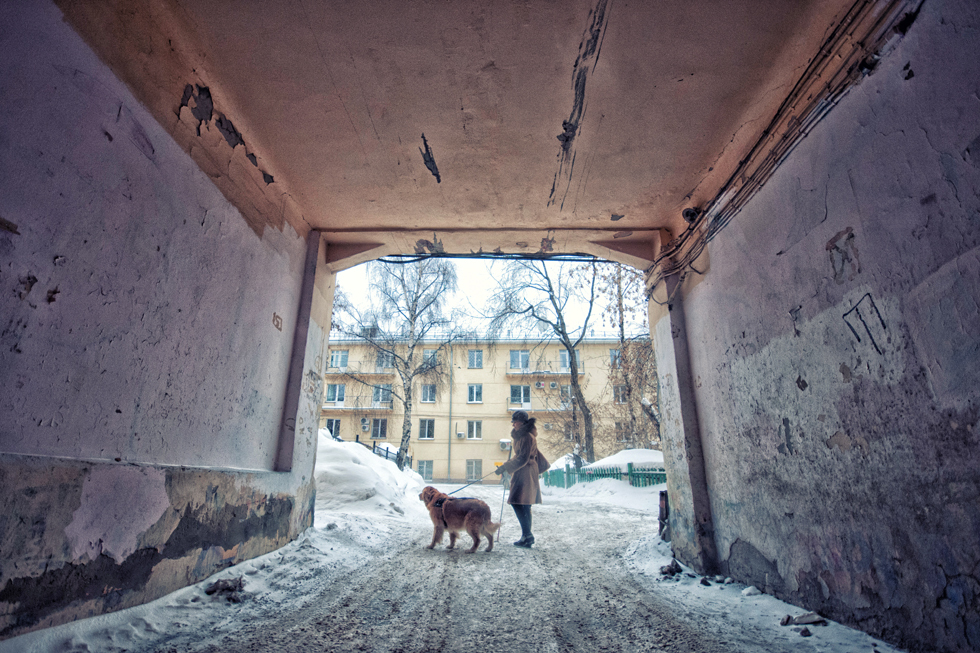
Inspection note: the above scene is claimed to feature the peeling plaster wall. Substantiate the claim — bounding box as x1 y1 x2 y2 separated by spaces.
0 1 303 469
662 1 980 650
0 1 325 638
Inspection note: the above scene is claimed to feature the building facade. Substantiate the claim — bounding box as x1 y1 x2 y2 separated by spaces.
320 337 658 482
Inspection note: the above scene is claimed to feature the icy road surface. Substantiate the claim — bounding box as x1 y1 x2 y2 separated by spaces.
185 484 728 653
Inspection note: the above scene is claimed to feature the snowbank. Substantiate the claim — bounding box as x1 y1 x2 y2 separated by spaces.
584 448 663 470
314 431 428 524
548 448 664 472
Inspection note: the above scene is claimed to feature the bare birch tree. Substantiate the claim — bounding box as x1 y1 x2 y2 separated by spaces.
331 258 458 470
484 259 601 462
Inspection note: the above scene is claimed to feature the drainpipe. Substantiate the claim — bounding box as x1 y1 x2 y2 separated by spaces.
446 345 453 483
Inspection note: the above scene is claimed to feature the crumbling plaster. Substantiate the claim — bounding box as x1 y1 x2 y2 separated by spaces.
654 1 980 650
0 0 302 470
0 1 328 638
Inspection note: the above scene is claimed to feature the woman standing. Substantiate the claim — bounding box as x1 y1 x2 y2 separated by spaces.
495 410 544 548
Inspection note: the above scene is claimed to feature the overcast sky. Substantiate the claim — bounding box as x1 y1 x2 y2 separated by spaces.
334 258 647 339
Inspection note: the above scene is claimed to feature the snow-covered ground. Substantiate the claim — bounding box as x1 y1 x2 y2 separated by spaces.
1 434 905 652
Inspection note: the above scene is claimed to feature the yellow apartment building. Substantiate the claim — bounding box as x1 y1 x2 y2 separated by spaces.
320 336 657 483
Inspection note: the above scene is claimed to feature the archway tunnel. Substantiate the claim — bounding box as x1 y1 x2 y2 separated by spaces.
1 1 978 650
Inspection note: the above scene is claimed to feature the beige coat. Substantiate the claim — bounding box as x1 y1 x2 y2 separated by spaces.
500 419 543 505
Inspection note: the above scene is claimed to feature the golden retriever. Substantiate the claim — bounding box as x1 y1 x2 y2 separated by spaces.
419 486 501 553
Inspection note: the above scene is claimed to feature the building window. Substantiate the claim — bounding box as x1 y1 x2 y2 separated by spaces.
560 384 573 408
324 419 341 438
373 384 393 407
376 351 394 369
419 419 435 440
468 384 482 403
510 349 529 369
467 420 482 440
609 349 621 368
615 422 630 442
421 384 436 403
371 418 387 439
418 460 433 481
325 383 345 402
614 385 628 404
329 350 349 369
560 349 582 372
468 349 483 368
423 349 438 364
466 459 483 480
510 385 531 406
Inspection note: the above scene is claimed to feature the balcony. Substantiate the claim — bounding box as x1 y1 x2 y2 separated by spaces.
324 361 395 376
505 360 583 376
321 396 394 411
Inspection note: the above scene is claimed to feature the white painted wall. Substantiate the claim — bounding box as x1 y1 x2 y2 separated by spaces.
0 1 308 470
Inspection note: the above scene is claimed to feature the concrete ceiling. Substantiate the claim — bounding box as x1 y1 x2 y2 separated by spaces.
58 0 871 267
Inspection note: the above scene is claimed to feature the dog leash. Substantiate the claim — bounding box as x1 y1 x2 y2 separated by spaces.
499 482 507 528
446 470 498 496
499 448 513 529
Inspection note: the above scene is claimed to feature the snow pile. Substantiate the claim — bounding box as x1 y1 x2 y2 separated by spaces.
544 449 665 512
313 431 427 524
549 453 577 470
583 447 663 470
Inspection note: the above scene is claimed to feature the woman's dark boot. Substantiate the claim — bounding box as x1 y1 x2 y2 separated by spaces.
512 505 532 546
514 534 534 548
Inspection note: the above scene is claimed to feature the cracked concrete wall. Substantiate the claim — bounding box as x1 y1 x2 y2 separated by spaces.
0 1 325 638
665 1 980 650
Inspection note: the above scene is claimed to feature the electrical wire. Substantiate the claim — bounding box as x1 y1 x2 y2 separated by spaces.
643 0 919 300
378 252 603 265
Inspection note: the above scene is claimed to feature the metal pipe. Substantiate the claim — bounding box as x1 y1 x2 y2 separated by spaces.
446 345 453 482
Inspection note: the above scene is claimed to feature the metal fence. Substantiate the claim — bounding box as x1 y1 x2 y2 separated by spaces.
542 462 666 489
372 442 411 467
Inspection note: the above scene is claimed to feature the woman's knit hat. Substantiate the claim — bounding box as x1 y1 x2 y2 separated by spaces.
512 410 530 424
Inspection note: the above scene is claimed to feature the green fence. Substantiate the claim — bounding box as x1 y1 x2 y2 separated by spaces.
543 463 667 489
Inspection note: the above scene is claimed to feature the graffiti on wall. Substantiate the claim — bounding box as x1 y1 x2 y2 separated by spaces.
843 293 887 356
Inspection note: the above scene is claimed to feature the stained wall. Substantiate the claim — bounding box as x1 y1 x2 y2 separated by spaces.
0 1 328 638
656 1 980 650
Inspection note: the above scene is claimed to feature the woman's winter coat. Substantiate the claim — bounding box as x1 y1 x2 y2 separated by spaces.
500 419 543 505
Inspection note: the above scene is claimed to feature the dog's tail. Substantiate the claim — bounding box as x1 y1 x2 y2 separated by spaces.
485 520 502 536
